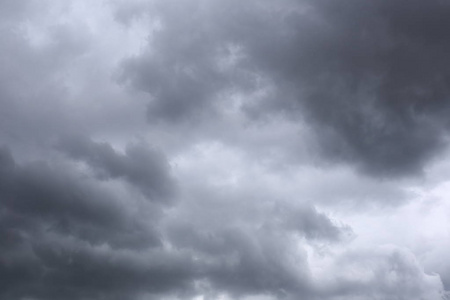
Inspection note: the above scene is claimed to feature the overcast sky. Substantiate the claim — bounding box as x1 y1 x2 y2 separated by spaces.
2 0 450 299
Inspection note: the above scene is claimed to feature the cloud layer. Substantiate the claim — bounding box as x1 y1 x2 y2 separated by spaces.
1 0 450 299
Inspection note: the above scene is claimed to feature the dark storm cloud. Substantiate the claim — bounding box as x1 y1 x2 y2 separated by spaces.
58 135 176 203
1 0 448 299
0 148 190 300
120 0 450 176
248 0 450 176
0 146 355 300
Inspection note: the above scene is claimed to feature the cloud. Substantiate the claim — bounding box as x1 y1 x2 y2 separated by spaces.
239 0 450 176
319 246 445 300
118 0 450 176
1 0 450 299
117 0 259 124
58 135 176 203
0 143 357 300
162 150 355 298
0 148 182 300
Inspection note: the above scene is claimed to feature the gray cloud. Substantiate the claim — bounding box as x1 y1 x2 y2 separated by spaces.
240 0 450 176
272 204 353 242
0 144 358 300
119 0 450 176
0 148 180 300
291 0 450 176
1 0 449 299
162 178 354 298
117 0 258 124
166 219 313 298
0 146 354 300
317 246 444 300
58 135 176 203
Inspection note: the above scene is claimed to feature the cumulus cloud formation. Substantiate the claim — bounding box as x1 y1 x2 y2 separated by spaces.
256 0 450 176
1 0 450 299
58 135 176 203
119 0 450 176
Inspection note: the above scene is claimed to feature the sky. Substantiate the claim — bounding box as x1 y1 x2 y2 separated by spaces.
1 0 450 299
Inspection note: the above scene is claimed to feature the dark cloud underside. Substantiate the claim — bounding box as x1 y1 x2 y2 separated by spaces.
0 146 354 299
0 0 449 299
58 135 176 203
120 0 450 176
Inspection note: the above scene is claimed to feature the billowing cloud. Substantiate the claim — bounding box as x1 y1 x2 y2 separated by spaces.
0 147 179 299
314 246 444 300
249 0 450 177
58 135 176 203
0 146 354 300
119 0 450 176
1 0 450 299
